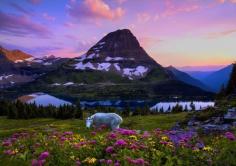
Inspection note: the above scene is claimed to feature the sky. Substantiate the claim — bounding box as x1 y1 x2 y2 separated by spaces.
0 0 236 70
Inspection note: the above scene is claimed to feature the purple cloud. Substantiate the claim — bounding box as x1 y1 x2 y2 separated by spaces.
66 0 125 21
27 0 42 5
0 41 63 57
0 10 52 38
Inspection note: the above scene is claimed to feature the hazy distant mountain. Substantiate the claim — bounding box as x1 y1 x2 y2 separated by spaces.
202 64 233 93
184 71 214 81
166 66 210 92
10 29 213 100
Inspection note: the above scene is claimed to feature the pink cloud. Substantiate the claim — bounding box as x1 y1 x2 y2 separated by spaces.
116 0 127 4
64 22 76 28
42 12 55 21
161 0 201 17
137 13 151 23
0 10 51 37
218 0 236 3
67 0 125 21
139 37 163 48
207 29 236 39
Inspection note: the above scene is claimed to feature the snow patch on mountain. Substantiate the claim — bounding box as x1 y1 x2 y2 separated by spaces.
97 63 111 71
98 42 106 45
51 83 61 86
75 62 96 70
105 57 124 61
105 56 135 62
114 63 121 71
43 62 52 66
123 66 148 77
63 82 75 86
0 74 14 80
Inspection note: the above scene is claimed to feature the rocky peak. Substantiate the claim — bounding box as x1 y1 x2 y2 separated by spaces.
0 46 32 62
73 29 160 80
86 29 157 65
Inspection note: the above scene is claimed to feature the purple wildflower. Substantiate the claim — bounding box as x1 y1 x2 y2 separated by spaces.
91 131 97 136
4 150 14 155
76 160 81 166
38 151 49 160
225 132 236 141
31 159 45 166
106 146 114 153
195 142 204 149
106 159 113 165
63 131 73 135
107 132 117 139
114 139 127 147
99 159 105 163
114 161 121 166
117 128 136 136
2 141 11 147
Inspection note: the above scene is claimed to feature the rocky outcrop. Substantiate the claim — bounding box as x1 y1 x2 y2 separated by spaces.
187 108 236 133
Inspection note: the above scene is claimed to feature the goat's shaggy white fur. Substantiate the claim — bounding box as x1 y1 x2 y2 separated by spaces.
86 113 123 130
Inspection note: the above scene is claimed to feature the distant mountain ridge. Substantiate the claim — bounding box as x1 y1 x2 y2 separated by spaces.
0 46 69 88
166 66 210 92
201 64 233 93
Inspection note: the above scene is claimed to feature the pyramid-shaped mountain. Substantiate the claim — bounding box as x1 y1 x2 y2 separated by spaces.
71 29 164 80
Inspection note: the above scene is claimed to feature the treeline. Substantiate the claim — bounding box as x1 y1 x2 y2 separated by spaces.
0 100 83 119
0 100 193 120
150 103 196 113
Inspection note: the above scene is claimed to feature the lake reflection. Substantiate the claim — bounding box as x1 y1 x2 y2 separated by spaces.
80 100 215 111
150 101 215 112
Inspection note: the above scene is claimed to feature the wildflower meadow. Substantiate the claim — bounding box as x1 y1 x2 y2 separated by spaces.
1 124 236 166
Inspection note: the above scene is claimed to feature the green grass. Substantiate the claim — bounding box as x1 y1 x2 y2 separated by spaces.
0 112 187 139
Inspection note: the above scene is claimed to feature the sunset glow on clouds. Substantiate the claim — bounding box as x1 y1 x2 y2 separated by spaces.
0 0 235 68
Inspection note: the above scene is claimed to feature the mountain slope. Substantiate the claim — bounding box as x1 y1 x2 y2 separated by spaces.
202 64 233 92
184 71 214 81
166 66 211 92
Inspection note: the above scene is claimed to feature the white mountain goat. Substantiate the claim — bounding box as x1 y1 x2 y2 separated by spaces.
86 113 123 130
